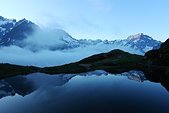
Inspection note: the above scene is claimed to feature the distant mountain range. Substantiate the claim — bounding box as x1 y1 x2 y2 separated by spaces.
0 16 161 54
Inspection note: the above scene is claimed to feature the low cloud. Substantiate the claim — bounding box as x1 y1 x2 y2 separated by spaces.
0 44 112 67
0 44 142 67
0 29 110 67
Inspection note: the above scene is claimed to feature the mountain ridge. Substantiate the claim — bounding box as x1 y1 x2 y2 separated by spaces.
0 16 162 54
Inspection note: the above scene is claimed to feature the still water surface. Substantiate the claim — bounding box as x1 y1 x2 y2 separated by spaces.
0 70 169 113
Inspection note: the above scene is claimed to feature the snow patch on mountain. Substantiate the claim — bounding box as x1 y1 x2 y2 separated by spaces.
0 16 16 37
0 16 162 56
70 33 161 55
21 31 161 55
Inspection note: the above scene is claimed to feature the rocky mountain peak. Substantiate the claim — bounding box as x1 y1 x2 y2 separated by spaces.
127 33 153 41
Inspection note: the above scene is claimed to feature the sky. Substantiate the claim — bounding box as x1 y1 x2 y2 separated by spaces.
0 0 169 41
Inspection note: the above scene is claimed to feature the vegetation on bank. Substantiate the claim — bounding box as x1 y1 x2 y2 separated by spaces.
0 49 145 78
40 49 145 74
0 63 39 79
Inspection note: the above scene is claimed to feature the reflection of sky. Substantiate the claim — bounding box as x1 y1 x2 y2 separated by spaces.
0 73 169 113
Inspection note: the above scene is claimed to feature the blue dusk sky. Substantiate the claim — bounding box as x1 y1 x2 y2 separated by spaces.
0 0 168 41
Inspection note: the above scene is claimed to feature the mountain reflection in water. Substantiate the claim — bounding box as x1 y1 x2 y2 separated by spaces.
0 70 169 113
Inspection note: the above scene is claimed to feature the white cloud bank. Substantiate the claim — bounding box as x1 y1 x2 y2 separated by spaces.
0 44 142 67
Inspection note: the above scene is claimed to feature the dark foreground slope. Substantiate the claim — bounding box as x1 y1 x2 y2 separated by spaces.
143 38 169 90
145 38 169 76
0 64 39 79
40 49 144 74
145 38 169 66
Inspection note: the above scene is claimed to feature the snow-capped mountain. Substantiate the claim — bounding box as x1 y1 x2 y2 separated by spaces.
0 16 16 38
0 17 39 46
24 31 161 54
125 33 161 52
0 16 161 55
74 33 161 54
